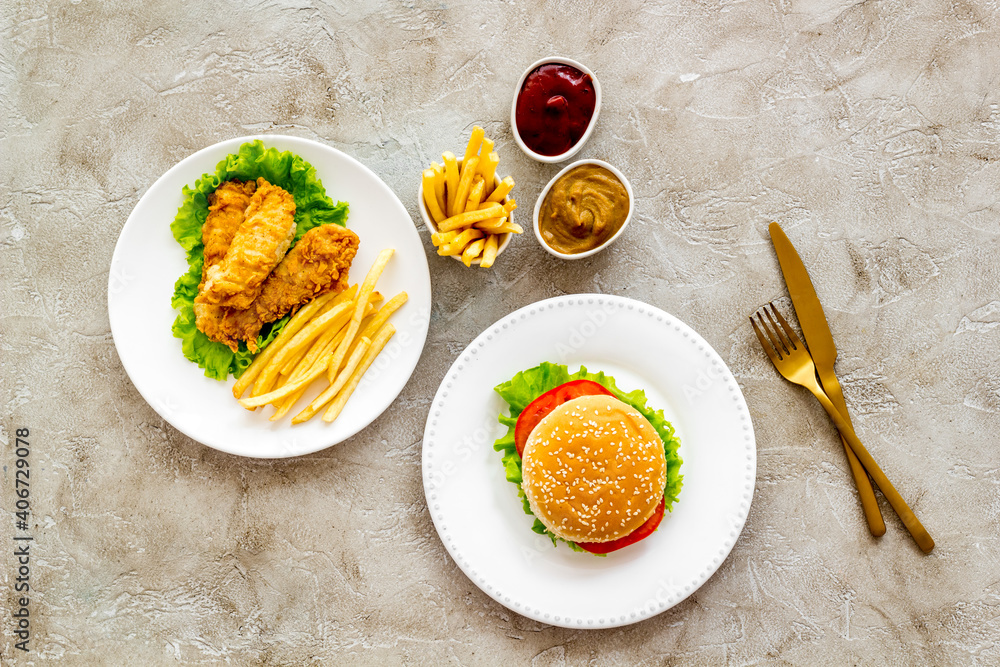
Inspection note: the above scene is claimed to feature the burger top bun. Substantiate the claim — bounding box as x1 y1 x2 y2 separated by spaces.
521 394 667 544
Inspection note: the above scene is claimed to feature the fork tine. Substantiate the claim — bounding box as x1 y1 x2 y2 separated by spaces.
762 308 791 355
757 312 787 358
768 303 801 350
750 315 780 363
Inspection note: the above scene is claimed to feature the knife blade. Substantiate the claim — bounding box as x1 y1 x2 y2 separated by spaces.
768 222 887 537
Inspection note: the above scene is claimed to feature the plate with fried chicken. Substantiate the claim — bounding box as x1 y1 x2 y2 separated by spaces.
109 136 432 458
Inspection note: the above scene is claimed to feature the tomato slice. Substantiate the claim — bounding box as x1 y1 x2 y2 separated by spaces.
577 497 665 554
513 379 614 457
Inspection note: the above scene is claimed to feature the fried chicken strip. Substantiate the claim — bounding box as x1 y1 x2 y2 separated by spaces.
197 177 297 309
196 224 361 352
199 179 257 289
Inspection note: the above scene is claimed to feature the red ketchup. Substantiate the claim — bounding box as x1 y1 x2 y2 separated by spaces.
515 63 596 157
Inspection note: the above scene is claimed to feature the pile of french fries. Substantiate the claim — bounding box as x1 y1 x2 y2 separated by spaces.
233 248 406 425
421 126 521 268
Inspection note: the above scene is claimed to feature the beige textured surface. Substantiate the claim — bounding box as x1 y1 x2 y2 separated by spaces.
2 0 1000 663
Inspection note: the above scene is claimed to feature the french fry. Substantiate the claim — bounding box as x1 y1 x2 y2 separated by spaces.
310 324 350 374
491 223 523 235
337 291 408 374
473 216 505 231
232 335 287 395
450 156 479 217
437 202 504 232
431 162 446 215
252 369 281 398
292 334 375 424
248 300 354 404
280 345 310 377
284 300 375 377
251 306 336 395
270 389 303 421
462 126 485 171
267 302 375 423
280 310 345 377
232 289 341 398
308 338 371 420
431 230 459 247
271 327 352 419
479 137 495 195
437 228 483 256
478 152 500 194
272 369 290 390
241 302 373 412
269 317 359 420
501 198 517 215
277 287 362 377
475 219 523 235
322 324 397 423
289 395 325 424
442 151 459 215
246 286 359 397
480 136 495 157
270 388 306 421
241 355 330 409
240 304 355 410
480 234 499 268
485 176 515 204
331 337 371 395
462 238 486 267
422 169 446 223
312 285 362 322
327 304 380 376
466 176 485 212
317 284 360 313
327 249 394 383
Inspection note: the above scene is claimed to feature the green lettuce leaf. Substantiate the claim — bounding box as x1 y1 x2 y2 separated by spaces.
169 140 349 380
493 361 684 552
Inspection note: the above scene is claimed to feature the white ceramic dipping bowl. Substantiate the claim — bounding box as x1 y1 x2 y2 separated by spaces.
511 56 602 164
532 158 633 260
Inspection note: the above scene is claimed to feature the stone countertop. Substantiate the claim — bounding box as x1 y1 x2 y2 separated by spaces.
2 0 999 664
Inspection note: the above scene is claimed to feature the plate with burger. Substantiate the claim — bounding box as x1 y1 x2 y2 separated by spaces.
422 294 755 628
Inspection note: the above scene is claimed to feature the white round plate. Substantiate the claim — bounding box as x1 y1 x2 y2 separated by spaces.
109 135 431 458
422 294 755 628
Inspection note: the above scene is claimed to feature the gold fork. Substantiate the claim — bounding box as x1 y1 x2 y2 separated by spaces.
750 302 934 553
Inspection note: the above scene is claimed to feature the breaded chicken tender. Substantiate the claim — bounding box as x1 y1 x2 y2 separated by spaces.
199 179 257 289
196 224 360 352
197 177 297 309
247 224 359 323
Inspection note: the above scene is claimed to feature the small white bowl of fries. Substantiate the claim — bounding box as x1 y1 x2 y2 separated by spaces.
419 126 522 267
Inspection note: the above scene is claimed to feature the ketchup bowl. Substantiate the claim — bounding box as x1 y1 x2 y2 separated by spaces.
511 57 602 164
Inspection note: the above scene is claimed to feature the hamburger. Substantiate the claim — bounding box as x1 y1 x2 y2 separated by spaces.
522 394 667 547
493 363 683 555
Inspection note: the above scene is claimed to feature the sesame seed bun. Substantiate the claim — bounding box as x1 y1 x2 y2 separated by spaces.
521 394 667 544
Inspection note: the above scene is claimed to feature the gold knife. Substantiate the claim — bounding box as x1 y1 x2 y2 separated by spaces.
769 222 887 537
